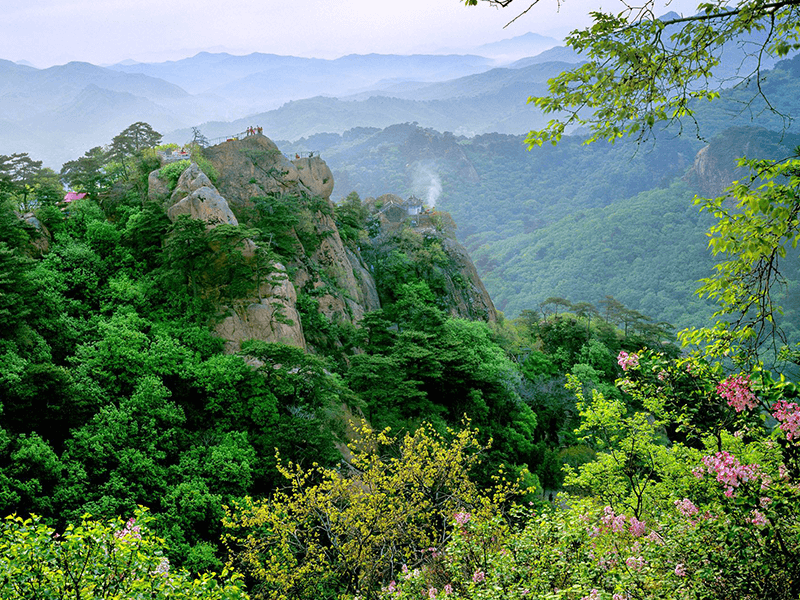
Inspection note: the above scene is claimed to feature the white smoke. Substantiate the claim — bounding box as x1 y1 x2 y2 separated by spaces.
410 161 442 207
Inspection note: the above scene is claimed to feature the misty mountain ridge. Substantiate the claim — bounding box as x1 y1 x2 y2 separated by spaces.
1 26 794 169
0 35 573 168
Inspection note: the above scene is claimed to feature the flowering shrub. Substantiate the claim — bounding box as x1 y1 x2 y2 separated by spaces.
0 507 247 600
378 352 800 600
224 422 522 600
716 375 759 412
616 351 639 371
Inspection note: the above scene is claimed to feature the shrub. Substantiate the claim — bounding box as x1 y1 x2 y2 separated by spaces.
0 507 248 600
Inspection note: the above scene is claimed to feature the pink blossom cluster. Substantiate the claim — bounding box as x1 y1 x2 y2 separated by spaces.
613 594 630 600
674 563 687 577
428 588 438 599
581 589 601 600
674 498 699 517
601 506 627 533
747 509 768 527
698 451 765 497
114 517 142 541
617 351 639 371
453 511 471 527
716 375 758 412
472 570 485 584
625 555 646 571
771 400 800 441
628 517 647 537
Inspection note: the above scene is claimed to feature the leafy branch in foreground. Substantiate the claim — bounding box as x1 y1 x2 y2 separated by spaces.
223 422 523 600
468 0 800 145
681 153 800 367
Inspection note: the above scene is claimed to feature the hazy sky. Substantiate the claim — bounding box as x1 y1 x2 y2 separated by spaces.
3 0 699 67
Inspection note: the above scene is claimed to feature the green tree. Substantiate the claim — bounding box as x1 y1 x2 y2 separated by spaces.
223 423 521 600
682 156 800 367
60 146 111 203
0 153 45 211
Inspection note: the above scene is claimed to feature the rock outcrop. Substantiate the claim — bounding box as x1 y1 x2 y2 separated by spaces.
684 126 800 197
151 155 306 352
213 263 306 353
206 134 383 330
149 132 497 354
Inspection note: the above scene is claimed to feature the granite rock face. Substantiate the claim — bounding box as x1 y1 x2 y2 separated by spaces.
205 135 384 349
149 132 497 354
684 126 800 197
213 263 306 353
166 163 237 226
151 157 306 351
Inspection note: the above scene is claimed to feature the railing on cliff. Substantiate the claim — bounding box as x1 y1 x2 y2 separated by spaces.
207 129 264 147
284 151 319 160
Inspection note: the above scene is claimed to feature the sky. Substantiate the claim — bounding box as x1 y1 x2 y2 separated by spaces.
3 0 699 68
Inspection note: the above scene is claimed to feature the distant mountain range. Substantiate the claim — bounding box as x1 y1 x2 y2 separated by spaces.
0 24 792 170
0 32 569 168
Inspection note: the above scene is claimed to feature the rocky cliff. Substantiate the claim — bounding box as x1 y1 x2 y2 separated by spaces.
150 133 497 354
684 126 800 197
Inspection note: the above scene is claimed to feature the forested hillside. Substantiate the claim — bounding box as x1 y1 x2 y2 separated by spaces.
3 0 800 597
2 126 680 580
277 54 800 332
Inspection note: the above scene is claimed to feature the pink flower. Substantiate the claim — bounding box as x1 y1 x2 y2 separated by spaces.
748 509 768 527
674 498 699 517
114 517 142 541
617 350 639 371
772 400 800 441
628 517 647 537
443 584 453 595
674 563 687 577
454 512 471 527
581 589 601 600
625 556 645 571
472 570 485 583
698 451 765 497
602 506 627 532
717 375 758 412
428 588 438 599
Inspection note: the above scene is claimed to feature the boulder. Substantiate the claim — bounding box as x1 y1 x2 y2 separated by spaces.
167 185 238 226
293 156 335 199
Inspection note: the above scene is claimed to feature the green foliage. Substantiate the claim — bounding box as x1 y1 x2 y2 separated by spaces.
60 146 112 203
158 159 191 190
334 191 370 246
681 155 800 368
0 243 33 334
382 349 800 600
250 193 301 259
514 0 800 145
0 508 248 600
